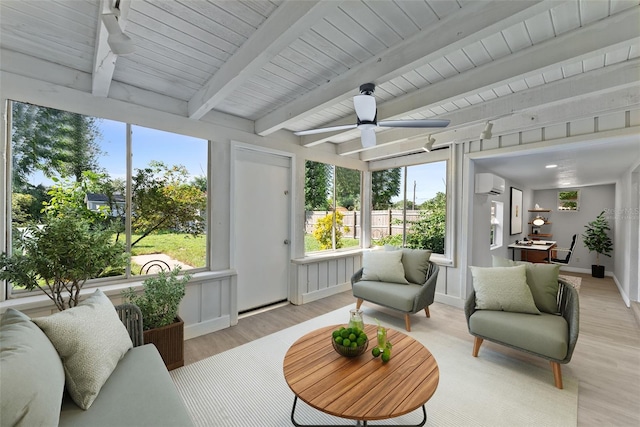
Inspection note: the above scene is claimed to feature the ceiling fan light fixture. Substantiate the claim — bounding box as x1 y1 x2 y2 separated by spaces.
480 121 493 140
353 95 376 122
423 135 435 152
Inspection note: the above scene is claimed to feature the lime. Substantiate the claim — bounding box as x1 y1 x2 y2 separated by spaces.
332 330 341 339
358 332 367 341
348 333 356 341
335 336 343 345
381 348 391 363
356 337 365 346
350 342 357 349
372 347 381 357
342 338 351 347
341 330 350 339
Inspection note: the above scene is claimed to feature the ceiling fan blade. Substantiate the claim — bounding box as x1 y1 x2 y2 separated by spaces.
293 124 357 136
378 119 450 128
361 127 376 148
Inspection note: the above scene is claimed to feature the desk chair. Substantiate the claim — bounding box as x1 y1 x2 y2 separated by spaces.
545 234 577 265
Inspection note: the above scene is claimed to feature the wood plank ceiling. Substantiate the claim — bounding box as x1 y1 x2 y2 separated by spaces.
1 0 639 164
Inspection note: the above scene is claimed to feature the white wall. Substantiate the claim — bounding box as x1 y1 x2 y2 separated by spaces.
532 184 616 273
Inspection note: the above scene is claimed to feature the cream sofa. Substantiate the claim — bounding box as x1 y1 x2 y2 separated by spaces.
0 290 193 427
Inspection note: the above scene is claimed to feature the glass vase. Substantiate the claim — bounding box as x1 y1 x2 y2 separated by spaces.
348 308 364 331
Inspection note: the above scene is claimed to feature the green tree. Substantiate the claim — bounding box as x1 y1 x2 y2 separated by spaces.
372 168 401 209
335 167 360 210
305 160 330 210
130 161 206 247
10 102 102 190
405 192 447 253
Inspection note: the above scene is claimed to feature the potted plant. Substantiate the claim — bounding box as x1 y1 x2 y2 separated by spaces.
582 211 613 278
0 215 127 311
123 266 191 370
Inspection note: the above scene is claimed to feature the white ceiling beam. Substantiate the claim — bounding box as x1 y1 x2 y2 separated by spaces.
334 7 640 155
91 0 131 97
188 0 343 120
359 62 640 161
255 0 557 136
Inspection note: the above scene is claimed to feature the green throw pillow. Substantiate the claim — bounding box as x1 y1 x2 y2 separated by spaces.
361 250 409 284
33 289 133 410
492 255 560 313
0 309 66 427
470 265 540 314
385 245 432 284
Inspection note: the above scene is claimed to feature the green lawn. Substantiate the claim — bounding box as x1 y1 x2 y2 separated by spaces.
130 233 206 268
304 234 360 252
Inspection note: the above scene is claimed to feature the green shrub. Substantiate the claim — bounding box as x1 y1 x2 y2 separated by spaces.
312 211 350 250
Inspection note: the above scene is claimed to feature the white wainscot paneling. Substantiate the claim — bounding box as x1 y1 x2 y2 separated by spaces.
501 132 520 147
571 117 595 136
598 111 626 132
544 123 567 140
630 110 640 126
292 252 361 305
181 271 236 340
522 128 542 144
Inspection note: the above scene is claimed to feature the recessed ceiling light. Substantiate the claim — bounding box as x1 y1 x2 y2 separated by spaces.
545 164 558 169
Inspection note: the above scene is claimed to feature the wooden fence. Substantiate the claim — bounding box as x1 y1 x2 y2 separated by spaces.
305 210 423 241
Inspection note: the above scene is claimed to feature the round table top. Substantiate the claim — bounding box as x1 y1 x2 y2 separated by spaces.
283 324 439 421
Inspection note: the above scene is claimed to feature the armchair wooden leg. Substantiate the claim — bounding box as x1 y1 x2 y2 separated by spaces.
551 361 563 389
424 306 430 318
404 314 411 332
472 337 483 357
356 298 363 309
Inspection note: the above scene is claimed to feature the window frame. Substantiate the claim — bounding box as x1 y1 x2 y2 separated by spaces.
3 100 211 300
368 148 454 265
303 161 363 255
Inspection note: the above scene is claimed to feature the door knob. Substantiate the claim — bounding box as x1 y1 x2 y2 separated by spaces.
284 239 290 245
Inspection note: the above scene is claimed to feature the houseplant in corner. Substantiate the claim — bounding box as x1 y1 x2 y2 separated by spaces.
582 210 613 278
0 215 127 311
123 266 191 370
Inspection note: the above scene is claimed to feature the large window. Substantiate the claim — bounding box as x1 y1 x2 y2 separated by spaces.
371 161 447 254
6 101 208 297
304 161 361 253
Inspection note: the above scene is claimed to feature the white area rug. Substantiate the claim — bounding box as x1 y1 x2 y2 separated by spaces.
171 305 577 426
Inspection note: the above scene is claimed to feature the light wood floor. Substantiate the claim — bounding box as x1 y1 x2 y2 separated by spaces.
184 273 640 426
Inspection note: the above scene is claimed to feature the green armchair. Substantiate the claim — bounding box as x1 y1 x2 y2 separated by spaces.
465 277 579 389
351 260 439 332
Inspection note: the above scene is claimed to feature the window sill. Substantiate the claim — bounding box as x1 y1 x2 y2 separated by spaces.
292 248 365 265
0 270 236 313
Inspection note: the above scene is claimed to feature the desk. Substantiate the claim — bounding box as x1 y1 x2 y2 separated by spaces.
283 324 439 426
508 240 556 263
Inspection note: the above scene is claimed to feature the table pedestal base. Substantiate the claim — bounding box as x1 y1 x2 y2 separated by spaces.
290 396 427 427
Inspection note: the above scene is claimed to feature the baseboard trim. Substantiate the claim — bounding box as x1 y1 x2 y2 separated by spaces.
631 302 640 328
184 315 231 340
300 282 352 305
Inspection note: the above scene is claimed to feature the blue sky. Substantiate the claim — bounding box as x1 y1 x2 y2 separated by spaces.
29 118 208 186
393 161 447 205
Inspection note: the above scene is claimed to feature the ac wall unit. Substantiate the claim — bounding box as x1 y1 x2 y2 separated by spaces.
475 173 505 195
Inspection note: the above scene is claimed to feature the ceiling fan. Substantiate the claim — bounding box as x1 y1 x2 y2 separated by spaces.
294 83 450 148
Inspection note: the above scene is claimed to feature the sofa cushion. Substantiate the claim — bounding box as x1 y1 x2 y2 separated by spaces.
352 280 422 312
469 310 569 360
470 265 540 314
492 255 560 314
33 289 133 410
361 250 408 284
1 308 66 427
385 246 432 284
59 344 193 427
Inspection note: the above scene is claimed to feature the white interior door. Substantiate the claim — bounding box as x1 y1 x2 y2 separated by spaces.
233 147 291 312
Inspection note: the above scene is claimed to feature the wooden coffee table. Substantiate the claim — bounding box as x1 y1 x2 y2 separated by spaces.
283 324 439 426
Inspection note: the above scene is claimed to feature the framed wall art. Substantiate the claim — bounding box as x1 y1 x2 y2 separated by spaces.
510 187 523 235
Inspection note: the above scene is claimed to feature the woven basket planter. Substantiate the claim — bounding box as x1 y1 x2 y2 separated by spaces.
143 317 184 371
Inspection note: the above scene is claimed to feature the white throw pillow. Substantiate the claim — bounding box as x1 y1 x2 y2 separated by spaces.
469 265 540 314
33 289 133 410
361 250 409 284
